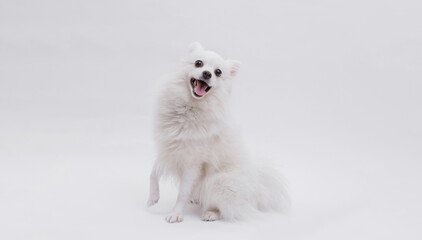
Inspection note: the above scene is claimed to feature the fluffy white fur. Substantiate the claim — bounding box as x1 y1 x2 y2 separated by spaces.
147 42 288 223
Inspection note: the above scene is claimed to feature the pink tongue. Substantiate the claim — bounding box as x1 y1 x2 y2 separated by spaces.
194 81 208 96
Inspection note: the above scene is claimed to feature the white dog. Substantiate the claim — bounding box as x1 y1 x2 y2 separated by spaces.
147 42 288 223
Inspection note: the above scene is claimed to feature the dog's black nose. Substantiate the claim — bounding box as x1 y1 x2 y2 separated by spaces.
202 71 212 80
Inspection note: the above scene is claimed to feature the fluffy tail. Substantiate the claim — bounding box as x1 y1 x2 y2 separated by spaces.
255 163 290 212
199 161 289 221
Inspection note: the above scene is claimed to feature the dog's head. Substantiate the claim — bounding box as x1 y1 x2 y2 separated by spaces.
183 42 240 100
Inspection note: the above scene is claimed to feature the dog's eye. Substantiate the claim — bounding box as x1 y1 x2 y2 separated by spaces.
195 60 203 68
215 69 222 77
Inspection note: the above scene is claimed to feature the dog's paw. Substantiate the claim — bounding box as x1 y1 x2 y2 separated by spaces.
165 213 184 223
201 210 220 222
146 193 159 207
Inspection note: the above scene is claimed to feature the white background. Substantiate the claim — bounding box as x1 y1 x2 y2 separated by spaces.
1 0 421 239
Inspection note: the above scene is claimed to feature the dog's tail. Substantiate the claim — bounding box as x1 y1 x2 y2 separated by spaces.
200 160 289 221
255 161 290 213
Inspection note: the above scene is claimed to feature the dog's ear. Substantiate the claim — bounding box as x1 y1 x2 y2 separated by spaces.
227 60 241 77
188 42 203 53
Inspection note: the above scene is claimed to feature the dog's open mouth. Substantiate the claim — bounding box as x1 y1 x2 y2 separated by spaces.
190 78 211 98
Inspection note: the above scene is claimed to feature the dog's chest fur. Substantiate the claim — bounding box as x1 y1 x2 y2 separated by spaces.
158 96 225 140
155 96 233 170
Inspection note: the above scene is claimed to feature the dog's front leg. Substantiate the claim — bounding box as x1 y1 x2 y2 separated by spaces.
147 165 160 207
165 168 200 223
